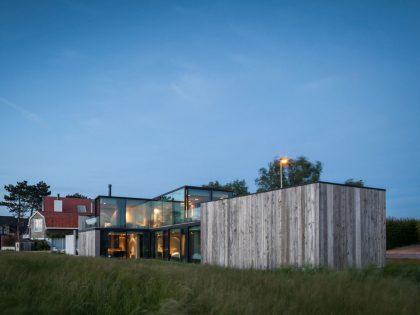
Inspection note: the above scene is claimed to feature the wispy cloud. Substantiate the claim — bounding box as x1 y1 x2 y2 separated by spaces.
0 97 46 127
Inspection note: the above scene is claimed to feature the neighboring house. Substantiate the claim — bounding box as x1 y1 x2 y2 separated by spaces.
28 196 93 250
0 216 28 236
0 216 29 250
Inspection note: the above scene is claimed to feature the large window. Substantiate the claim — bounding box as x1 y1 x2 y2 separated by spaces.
189 226 201 263
186 189 211 221
33 218 43 232
126 199 149 228
99 198 126 228
161 188 185 225
169 229 181 261
155 231 164 259
107 232 126 258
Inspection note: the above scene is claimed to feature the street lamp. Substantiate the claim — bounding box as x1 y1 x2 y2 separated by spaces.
279 157 289 189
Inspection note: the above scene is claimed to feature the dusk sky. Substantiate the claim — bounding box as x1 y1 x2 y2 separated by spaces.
1 1 419 218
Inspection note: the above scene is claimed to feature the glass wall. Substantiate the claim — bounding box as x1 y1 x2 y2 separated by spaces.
186 189 211 221
99 198 126 228
188 226 201 263
126 199 149 228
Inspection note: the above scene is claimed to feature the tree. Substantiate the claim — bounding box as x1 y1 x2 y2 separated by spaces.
66 193 88 199
203 179 249 197
344 179 364 187
0 181 31 240
224 180 249 197
255 156 322 192
28 181 51 216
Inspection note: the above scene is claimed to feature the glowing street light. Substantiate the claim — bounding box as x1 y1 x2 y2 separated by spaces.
279 157 289 189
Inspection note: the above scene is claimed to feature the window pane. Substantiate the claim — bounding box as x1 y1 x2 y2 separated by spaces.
77 205 87 213
126 199 149 228
187 189 210 221
150 201 162 228
100 198 125 228
107 232 126 258
169 229 181 261
100 198 117 227
212 190 232 200
155 231 164 259
189 226 201 263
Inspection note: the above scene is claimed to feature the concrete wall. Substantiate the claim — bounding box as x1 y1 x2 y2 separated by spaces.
201 182 385 270
78 230 100 257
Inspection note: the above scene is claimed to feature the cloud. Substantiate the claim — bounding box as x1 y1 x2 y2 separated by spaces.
0 97 46 127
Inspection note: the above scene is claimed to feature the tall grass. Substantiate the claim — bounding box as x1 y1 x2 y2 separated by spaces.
0 252 420 314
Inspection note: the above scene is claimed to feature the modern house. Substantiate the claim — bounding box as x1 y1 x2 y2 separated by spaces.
28 196 93 250
78 182 386 269
78 185 233 261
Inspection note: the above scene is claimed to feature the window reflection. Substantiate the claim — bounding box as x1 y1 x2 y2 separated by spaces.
187 189 210 221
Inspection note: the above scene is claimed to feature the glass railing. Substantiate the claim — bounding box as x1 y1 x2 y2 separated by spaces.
78 216 99 229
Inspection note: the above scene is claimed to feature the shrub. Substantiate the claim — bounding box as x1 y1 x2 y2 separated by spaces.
34 240 50 251
386 218 420 249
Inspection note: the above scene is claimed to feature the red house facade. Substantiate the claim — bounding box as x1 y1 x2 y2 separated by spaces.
28 196 93 241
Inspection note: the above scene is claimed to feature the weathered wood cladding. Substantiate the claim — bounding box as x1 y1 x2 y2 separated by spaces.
201 183 385 269
78 230 100 257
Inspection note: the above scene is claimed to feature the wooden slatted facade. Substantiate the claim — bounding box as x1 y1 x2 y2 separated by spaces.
201 182 385 269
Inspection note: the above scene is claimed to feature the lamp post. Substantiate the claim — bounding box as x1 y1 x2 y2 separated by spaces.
279 157 289 189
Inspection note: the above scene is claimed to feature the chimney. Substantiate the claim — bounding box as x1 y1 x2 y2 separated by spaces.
57 194 60 200
108 184 112 197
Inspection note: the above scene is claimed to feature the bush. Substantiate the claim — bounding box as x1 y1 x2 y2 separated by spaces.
34 240 50 251
386 218 420 249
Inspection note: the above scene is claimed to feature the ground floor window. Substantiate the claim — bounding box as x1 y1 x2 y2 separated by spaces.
155 231 164 259
189 226 201 263
107 232 126 258
169 229 181 261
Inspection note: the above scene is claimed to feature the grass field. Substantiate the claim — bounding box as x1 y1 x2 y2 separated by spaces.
1 252 420 315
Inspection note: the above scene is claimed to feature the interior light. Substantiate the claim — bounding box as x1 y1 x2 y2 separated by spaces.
194 198 199 201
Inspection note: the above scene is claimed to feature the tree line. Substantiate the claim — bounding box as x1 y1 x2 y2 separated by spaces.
203 156 364 196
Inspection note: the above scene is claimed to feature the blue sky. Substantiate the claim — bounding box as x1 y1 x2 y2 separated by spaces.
1 0 419 217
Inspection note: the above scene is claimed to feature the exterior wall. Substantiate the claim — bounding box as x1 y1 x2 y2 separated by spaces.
78 230 100 257
318 183 386 269
201 183 385 269
28 212 46 239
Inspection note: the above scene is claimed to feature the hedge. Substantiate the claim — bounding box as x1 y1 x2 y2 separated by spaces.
386 217 420 249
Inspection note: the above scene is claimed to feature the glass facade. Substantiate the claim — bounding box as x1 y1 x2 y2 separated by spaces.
91 186 233 263
186 189 211 221
126 199 149 228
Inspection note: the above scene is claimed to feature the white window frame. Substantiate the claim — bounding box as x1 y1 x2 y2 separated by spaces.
33 218 43 233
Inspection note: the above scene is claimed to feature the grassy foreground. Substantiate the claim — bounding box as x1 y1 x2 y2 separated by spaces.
1 252 420 315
